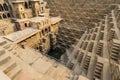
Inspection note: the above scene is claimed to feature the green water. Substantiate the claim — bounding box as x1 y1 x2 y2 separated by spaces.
47 47 65 60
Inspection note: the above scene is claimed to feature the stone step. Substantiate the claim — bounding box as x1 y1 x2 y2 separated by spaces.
96 52 102 55
3 44 11 49
84 60 90 70
84 63 89 66
2 61 16 73
111 55 118 59
94 73 101 79
85 57 91 60
99 44 103 46
0 40 7 46
0 55 11 65
112 48 120 52
95 66 102 71
111 56 118 60
112 49 119 54
84 60 90 64
113 43 120 47
98 46 102 48
112 49 119 53
95 68 102 72
96 49 102 52
93 77 101 80
111 52 119 56
94 71 101 76
96 63 103 67
0 60 14 71
85 61 90 63
85 59 90 61
97 62 103 65
96 52 101 54
95 69 101 74
97 48 102 51
10 69 22 80
97 49 102 52
94 72 101 77
94 67 102 78
6 66 22 80
96 64 103 68
0 49 5 56
112 46 120 50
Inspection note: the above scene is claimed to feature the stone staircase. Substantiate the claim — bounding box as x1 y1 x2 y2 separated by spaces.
77 52 84 64
93 62 103 80
109 30 115 40
110 42 120 63
83 55 91 73
0 49 22 80
96 42 103 57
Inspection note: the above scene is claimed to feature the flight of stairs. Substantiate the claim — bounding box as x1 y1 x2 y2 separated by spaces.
96 42 103 57
93 62 103 80
109 30 115 40
83 56 91 73
110 42 120 63
77 52 84 65
0 49 22 80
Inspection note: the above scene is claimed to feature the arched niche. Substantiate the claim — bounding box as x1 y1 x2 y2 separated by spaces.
0 4 4 11
3 3 9 11
24 2 29 9
3 14 7 18
7 13 11 18
24 23 27 27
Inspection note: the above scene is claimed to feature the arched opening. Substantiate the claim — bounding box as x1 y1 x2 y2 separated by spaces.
45 28 48 33
7 13 11 18
29 1 31 8
25 23 27 27
42 30 45 35
9 5 12 10
3 14 7 18
24 2 29 9
22 13 25 18
0 4 4 11
3 3 9 11
48 27 51 32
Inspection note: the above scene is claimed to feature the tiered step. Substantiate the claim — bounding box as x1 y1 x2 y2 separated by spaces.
88 42 94 52
99 32 104 40
0 50 22 80
111 42 120 62
109 30 115 40
83 42 88 50
74 50 79 59
2 60 16 72
6 66 22 80
0 54 11 65
83 56 91 71
77 52 84 64
1 60 22 80
0 40 7 46
93 62 103 80
0 49 5 56
96 42 103 57
92 34 96 40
